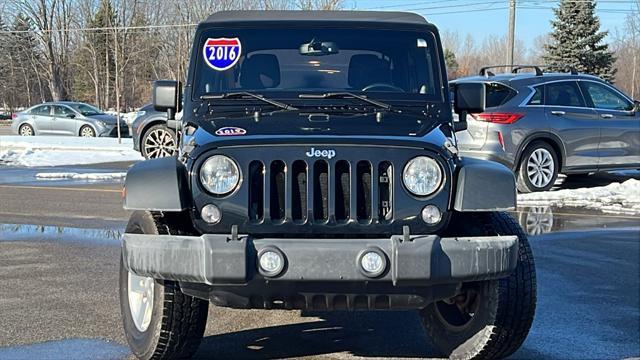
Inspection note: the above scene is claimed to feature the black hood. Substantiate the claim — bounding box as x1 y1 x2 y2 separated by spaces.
193 107 447 138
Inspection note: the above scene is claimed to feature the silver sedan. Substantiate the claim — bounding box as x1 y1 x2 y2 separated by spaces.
11 101 128 137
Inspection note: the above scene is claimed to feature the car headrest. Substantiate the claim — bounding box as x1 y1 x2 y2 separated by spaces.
239 54 281 89
348 54 392 90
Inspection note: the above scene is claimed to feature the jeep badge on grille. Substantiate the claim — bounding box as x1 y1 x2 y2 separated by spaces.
306 147 336 159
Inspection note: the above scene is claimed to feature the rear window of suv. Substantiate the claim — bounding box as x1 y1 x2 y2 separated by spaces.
486 83 516 108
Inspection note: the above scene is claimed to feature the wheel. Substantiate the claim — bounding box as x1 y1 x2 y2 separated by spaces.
420 212 536 360
518 206 554 236
19 124 34 136
80 125 96 137
120 211 208 360
141 124 177 159
516 141 559 193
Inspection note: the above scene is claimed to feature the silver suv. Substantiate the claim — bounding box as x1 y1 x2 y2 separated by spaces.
454 66 640 192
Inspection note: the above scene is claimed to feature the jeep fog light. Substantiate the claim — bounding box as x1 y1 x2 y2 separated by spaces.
258 248 285 277
403 156 442 196
421 205 442 225
200 155 240 195
201 204 222 224
358 248 386 278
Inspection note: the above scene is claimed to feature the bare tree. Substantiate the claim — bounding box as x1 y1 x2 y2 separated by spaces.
12 0 74 100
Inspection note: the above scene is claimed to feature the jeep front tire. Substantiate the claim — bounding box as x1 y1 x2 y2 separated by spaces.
120 211 209 360
420 212 536 359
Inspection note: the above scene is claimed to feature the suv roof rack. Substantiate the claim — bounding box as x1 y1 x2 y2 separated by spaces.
541 64 579 75
479 64 579 77
479 65 543 77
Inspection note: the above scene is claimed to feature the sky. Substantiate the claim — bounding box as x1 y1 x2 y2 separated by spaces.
350 0 636 49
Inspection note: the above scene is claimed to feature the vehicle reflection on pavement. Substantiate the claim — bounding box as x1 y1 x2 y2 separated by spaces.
514 206 639 236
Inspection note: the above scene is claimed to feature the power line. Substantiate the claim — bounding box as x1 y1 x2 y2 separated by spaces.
0 23 196 34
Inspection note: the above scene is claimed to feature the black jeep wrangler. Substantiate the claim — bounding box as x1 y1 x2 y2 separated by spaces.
120 10 536 360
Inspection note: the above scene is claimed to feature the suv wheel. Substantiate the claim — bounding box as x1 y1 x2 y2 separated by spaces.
420 212 536 360
516 141 559 193
120 211 208 360
141 124 177 159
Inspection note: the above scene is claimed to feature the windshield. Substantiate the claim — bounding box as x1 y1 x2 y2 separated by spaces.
193 27 443 102
70 103 103 116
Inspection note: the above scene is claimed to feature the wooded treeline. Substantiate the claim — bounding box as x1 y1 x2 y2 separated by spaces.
0 0 343 111
0 0 638 112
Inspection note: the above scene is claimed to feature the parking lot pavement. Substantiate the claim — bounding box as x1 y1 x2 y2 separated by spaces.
0 125 11 136
0 175 638 359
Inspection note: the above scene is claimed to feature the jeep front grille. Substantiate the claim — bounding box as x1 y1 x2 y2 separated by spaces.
248 159 393 224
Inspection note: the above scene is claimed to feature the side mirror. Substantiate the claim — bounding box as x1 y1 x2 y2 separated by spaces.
153 80 182 120
66 114 76 119
634 100 640 113
452 82 486 132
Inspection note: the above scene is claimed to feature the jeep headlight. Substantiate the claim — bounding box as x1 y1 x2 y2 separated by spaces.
403 156 443 196
200 155 240 195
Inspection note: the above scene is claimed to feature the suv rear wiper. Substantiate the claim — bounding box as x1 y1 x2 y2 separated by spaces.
298 92 392 111
200 92 298 111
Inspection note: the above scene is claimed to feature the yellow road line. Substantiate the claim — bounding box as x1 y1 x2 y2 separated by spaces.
0 184 121 193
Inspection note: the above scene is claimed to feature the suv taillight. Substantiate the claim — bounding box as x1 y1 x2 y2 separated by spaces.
471 112 524 124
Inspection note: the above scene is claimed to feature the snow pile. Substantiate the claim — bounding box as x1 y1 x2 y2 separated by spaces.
0 136 143 167
518 179 640 215
36 172 127 180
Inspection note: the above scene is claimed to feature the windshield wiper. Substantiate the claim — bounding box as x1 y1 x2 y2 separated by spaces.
298 92 392 111
200 92 298 111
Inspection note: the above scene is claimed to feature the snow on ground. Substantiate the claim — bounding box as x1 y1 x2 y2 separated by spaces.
0 136 143 167
35 172 127 180
518 179 640 215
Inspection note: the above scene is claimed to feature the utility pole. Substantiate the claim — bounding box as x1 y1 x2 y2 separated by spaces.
507 0 516 67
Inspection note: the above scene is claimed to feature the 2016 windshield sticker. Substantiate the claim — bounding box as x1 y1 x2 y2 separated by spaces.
203 38 242 71
215 127 246 136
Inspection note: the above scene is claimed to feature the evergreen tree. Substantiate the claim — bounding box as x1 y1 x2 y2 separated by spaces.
543 0 616 81
444 48 459 78
74 0 117 107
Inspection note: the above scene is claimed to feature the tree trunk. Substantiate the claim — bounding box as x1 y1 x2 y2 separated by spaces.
105 46 110 110
21 65 32 106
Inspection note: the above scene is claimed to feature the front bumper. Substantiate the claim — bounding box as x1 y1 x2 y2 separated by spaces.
98 124 131 137
122 233 518 287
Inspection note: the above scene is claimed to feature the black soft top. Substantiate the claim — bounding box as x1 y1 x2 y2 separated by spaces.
203 10 432 28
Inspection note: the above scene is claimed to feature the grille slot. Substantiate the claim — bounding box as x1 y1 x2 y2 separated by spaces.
313 161 329 222
335 160 350 222
291 161 307 223
270 161 286 222
356 161 372 221
248 161 264 222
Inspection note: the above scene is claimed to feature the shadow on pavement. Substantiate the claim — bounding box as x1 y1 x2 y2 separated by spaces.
197 311 440 359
